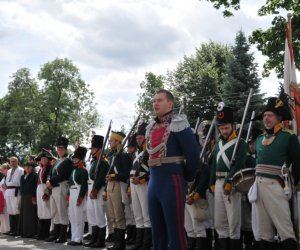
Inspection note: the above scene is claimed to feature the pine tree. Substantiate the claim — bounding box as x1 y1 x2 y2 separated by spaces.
222 30 265 123
167 42 233 126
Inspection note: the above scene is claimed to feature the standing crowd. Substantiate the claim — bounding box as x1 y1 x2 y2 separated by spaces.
0 88 299 250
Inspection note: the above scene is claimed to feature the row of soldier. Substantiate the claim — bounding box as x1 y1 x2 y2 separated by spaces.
0 88 299 250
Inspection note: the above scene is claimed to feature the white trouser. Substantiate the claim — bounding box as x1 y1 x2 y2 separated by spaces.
254 176 296 241
130 182 151 228
205 190 214 229
184 199 211 238
5 195 21 215
86 183 107 228
69 185 85 243
50 181 69 225
37 183 51 219
214 179 241 239
251 204 259 241
120 182 135 225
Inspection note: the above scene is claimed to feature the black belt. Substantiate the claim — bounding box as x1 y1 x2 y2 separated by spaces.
6 186 19 189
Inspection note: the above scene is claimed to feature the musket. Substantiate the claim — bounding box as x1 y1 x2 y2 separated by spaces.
107 114 141 175
194 117 200 135
94 120 112 177
200 116 217 162
230 88 253 164
178 97 186 115
245 111 255 142
189 117 216 193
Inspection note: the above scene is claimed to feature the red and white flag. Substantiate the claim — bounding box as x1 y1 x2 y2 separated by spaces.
284 20 299 135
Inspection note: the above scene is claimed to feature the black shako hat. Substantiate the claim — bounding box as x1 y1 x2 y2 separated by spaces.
127 133 137 148
216 102 234 125
254 88 293 121
136 123 148 136
72 146 87 161
91 135 104 148
56 137 69 148
35 148 55 161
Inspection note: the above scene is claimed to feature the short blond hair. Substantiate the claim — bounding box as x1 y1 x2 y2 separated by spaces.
0 163 10 170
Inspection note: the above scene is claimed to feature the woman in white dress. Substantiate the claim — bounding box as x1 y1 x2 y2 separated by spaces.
0 163 10 234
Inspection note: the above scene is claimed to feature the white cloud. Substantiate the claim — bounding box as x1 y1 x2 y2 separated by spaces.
0 0 298 133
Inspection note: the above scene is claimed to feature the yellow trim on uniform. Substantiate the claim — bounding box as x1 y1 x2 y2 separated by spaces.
274 123 283 134
111 132 125 142
227 130 238 142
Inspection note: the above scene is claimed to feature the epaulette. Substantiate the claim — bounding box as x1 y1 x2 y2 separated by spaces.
170 114 190 132
145 121 155 139
282 128 294 135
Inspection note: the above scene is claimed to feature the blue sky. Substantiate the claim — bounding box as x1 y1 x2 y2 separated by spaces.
0 0 298 133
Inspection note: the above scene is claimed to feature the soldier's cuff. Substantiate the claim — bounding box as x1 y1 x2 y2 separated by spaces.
224 183 232 192
192 192 200 201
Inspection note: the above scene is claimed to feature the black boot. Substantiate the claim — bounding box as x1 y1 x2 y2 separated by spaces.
243 231 254 250
55 224 67 243
127 228 144 250
14 215 20 236
195 237 208 250
9 215 16 236
36 219 44 240
108 228 126 250
187 237 197 250
259 240 278 250
67 223 71 239
218 238 230 250
282 238 297 250
45 224 60 242
91 226 106 248
230 239 242 250
43 219 51 240
126 225 136 245
206 229 213 250
141 228 152 250
253 240 260 250
83 226 99 247
213 229 220 250
106 232 115 242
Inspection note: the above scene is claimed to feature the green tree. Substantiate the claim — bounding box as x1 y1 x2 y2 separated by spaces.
222 31 265 122
135 72 164 122
167 41 233 126
201 0 300 78
1 68 41 160
37 58 101 150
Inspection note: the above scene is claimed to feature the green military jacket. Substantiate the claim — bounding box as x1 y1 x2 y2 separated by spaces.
69 167 88 198
89 157 109 190
209 135 247 186
255 127 300 184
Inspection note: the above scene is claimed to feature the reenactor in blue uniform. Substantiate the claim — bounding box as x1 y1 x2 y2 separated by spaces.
67 146 88 246
209 104 247 250
46 137 74 243
84 135 110 248
146 89 199 250
252 90 300 250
